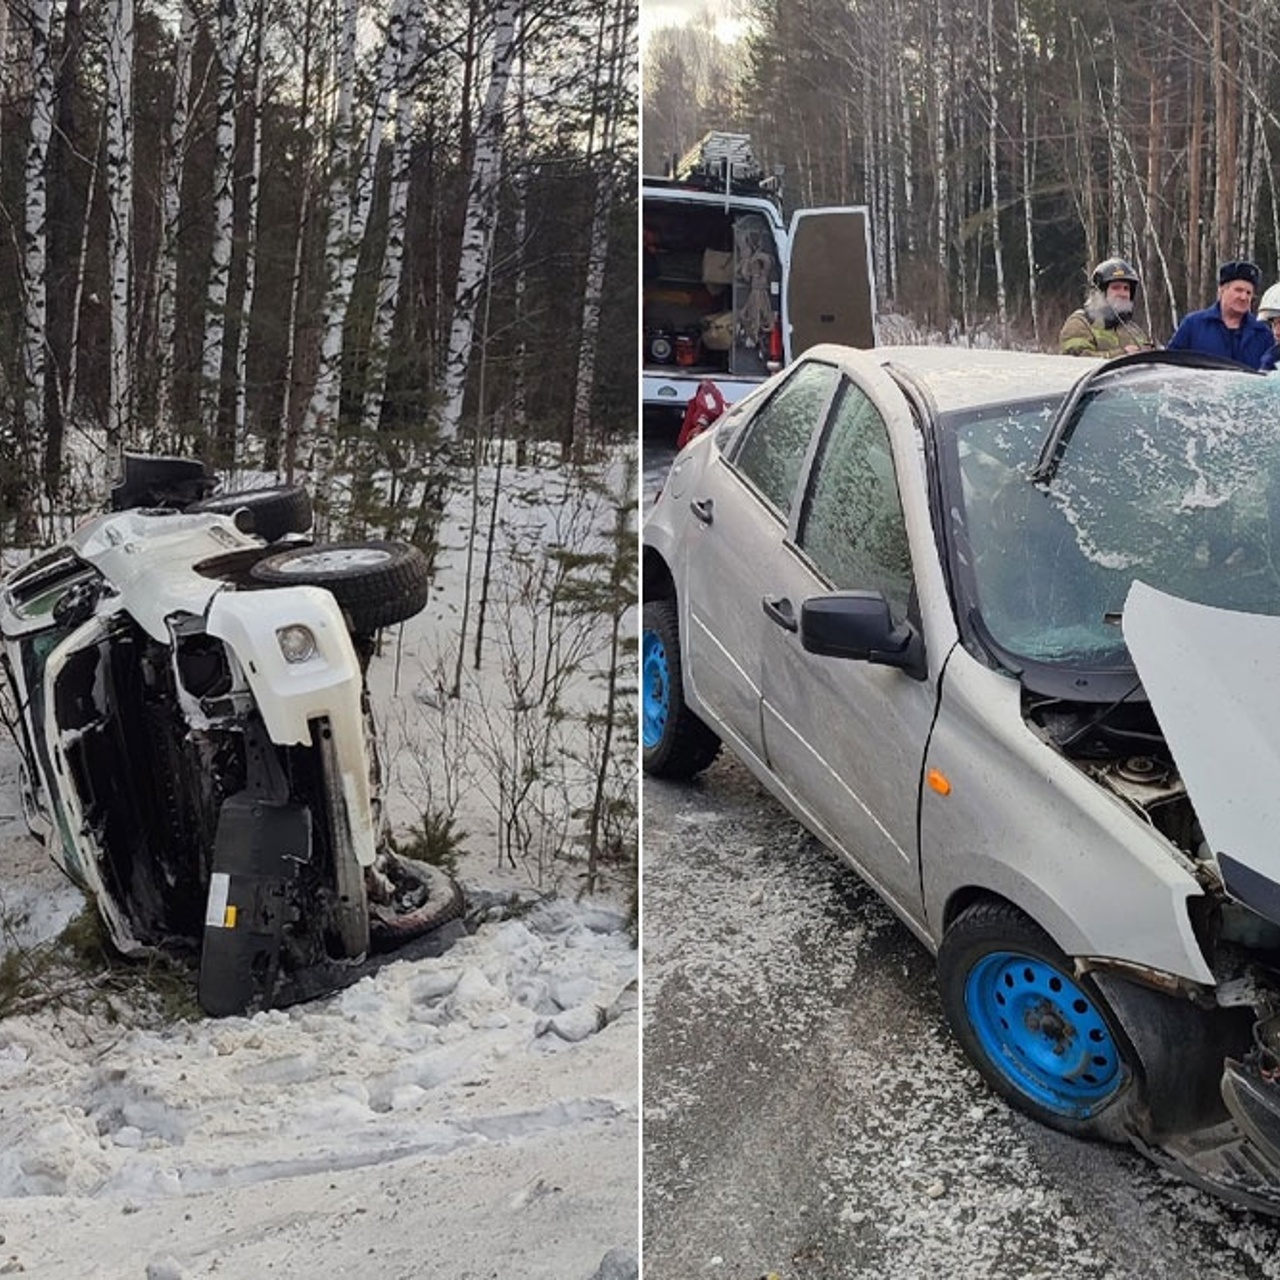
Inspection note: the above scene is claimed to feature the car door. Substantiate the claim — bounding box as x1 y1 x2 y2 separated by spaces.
681 360 840 763
756 368 942 923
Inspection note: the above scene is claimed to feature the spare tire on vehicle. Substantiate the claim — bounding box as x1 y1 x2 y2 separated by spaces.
248 540 432 633
187 484 313 543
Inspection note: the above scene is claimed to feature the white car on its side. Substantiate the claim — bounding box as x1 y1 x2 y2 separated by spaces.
2 454 462 1016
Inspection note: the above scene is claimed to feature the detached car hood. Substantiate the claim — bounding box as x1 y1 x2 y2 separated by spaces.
1124 579 1280 925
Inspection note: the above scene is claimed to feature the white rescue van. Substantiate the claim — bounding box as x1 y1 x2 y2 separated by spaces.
642 132 877 412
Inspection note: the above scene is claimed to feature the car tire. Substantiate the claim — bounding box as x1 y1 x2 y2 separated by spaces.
937 899 1137 1143
369 853 465 950
187 484 313 542
249 541 431 633
642 598 720 779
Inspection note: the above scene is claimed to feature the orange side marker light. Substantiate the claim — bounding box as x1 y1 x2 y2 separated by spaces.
927 768 952 796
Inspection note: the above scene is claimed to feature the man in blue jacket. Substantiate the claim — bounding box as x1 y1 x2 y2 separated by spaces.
1167 260 1274 368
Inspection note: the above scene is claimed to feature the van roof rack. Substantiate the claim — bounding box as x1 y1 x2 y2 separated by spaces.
663 131 783 205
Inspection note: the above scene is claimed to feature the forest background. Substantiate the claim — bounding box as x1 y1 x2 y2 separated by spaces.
0 0 639 909
643 0 1280 350
0 0 637 537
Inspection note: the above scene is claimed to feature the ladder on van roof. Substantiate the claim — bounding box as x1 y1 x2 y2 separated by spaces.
669 132 782 205
674 132 761 183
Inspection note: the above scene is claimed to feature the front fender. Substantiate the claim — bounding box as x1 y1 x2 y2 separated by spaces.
207 587 376 868
923 652 1213 986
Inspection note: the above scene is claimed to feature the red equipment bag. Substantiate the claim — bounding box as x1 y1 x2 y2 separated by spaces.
677 380 729 450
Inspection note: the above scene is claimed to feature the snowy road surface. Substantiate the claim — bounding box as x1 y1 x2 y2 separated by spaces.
642 754 1280 1280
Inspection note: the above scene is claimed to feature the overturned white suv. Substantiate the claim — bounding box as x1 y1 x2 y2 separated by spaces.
1 454 462 1016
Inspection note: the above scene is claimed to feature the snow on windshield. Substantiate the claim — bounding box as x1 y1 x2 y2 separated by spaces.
953 367 1280 666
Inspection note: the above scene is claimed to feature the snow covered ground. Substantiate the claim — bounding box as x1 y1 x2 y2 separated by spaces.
0 457 639 1279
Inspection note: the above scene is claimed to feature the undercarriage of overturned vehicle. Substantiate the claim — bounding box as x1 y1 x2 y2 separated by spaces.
40 614 460 1016
1034 693 1280 1213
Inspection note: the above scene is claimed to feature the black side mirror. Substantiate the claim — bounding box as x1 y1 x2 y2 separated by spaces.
799 591 926 681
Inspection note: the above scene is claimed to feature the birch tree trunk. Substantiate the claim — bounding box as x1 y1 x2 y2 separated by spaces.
511 43 529 438
302 0 407 476
203 0 239 448
360 0 423 435
985 0 1007 341
154 0 195 442
571 0 629 457
279 0 323 478
44 0 84 491
233 2 265 463
930 0 949 323
1012 0 1038 344
438 0 520 444
104 0 135 468
21 0 54 518
298 0 359 477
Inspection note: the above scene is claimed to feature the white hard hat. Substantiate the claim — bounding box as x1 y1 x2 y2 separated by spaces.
1259 282 1280 319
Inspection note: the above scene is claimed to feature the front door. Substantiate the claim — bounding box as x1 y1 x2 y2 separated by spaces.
757 372 937 921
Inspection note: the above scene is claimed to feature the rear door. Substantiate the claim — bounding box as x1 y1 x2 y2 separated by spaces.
680 360 841 763
785 207 876 358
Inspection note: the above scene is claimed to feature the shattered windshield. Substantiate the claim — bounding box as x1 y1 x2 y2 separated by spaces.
948 364 1280 669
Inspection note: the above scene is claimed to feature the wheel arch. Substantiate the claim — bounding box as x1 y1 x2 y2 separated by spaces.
643 545 675 604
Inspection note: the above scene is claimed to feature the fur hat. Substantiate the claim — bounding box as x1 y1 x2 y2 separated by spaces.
1219 260 1262 289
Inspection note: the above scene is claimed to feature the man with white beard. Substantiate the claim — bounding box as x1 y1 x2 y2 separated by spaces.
1059 257 1155 358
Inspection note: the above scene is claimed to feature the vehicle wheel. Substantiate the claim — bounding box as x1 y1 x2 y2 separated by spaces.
642 598 720 779
937 899 1135 1142
188 484 313 542
368 853 465 950
249 541 431 633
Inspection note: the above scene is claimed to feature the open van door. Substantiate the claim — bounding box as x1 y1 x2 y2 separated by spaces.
785 207 876 358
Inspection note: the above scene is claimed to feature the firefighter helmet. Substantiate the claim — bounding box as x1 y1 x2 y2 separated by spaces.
1091 258 1140 294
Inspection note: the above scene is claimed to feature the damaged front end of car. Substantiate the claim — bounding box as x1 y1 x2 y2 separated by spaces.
1 461 459 1017
1010 581 1280 1214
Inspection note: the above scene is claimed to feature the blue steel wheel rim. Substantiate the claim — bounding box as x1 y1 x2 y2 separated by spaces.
964 949 1122 1116
642 628 670 750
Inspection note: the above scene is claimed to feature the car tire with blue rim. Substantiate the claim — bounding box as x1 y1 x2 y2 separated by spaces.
938 899 1137 1143
642 598 720 779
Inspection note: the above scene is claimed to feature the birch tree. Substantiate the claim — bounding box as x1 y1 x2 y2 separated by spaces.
360 0 425 435
438 0 520 444
570 0 631 454
203 0 239 446
300 0 413 490
298 0 359 473
233 0 266 457
21 0 54 516
104 0 135 465
153 0 196 442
